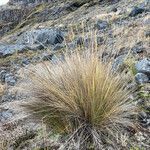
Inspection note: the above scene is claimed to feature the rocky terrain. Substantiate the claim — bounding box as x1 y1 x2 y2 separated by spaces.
0 0 150 149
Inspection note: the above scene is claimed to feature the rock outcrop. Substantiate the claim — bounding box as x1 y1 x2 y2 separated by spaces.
0 5 28 37
9 0 57 6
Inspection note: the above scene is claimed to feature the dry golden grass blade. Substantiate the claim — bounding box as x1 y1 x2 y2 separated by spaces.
0 83 5 96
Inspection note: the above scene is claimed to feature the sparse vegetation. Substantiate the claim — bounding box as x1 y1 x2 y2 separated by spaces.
125 56 137 76
21 49 138 149
0 0 149 149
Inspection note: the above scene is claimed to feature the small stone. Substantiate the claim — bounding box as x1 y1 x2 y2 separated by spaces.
139 0 150 8
138 111 150 127
1 92 16 102
129 7 145 17
143 17 150 25
5 73 16 86
131 41 145 53
144 106 150 115
97 36 104 45
111 7 117 12
135 132 146 141
0 110 13 122
22 58 30 66
96 20 109 30
145 30 150 38
147 119 150 126
139 111 147 122
31 56 41 63
145 0 150 5
135 73 149 84
112 55 126 71
76 37 84 46
0 70 7 82
137 99 145 106
135 58 150 75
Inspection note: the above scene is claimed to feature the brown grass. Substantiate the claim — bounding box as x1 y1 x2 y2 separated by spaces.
21 49 138 149
0 83 5 96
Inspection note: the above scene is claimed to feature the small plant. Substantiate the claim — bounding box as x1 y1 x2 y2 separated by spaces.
21 50 138 149
130 146 144 150
124 56 137 76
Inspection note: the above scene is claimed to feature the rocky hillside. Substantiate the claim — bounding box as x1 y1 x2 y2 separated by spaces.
0 0 150 149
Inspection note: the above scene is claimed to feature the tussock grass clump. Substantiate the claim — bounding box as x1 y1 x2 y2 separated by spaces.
22 50 138 149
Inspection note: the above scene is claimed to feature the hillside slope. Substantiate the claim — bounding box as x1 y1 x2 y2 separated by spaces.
0 0 150 149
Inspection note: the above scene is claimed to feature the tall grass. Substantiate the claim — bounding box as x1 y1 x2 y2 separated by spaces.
21 49 138 149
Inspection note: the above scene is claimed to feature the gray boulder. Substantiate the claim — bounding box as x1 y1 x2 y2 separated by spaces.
9 0 54 6
0 44 27 58
135 58 150 75
0 29 64 58
129 6 146 17
0 5 28 36
18 29 64 46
